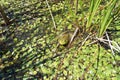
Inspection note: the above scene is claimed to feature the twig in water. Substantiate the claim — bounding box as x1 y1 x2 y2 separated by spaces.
78 34 91 50
105 32 115 55
69 27 79 45
45 0 57 29
96 37 120 53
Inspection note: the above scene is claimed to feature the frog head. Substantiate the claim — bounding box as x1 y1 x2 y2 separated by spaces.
58 33 70 46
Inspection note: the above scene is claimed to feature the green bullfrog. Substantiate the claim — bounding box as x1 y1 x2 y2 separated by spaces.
58 32 70 46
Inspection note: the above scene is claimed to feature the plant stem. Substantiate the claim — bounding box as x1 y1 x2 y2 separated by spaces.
0 4 10 25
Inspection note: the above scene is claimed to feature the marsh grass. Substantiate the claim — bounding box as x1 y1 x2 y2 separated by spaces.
98 0 117 37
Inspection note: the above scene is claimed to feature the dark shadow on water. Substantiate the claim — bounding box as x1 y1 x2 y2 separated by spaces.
0 1 63 79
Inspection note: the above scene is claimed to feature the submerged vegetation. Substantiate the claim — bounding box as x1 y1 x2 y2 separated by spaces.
0 0 120 79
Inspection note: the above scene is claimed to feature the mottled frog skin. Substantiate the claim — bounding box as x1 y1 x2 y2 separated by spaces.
58 33 70 46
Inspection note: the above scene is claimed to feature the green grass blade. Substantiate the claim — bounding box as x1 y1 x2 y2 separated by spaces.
98 0 117 37
86 0 101 30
